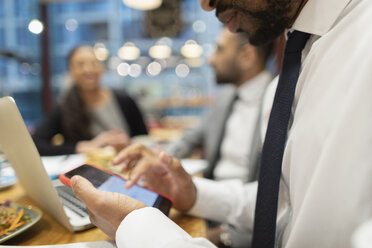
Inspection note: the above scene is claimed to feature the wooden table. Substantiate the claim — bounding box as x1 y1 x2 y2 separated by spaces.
0 183 207 246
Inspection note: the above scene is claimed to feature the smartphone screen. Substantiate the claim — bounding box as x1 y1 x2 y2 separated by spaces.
97 175 158 206
63 164 171 214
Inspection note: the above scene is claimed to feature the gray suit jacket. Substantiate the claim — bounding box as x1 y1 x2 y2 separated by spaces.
168 86 257 179
168 83 265 181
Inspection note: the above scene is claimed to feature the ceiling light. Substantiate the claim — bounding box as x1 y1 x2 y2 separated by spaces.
147 62 162 76
28 19 43 34
149 44 171 59
65 18 78 31
94 48 109 61
118 42 140 61
93 43 109 61
192 20 206 33
181 40 203 59
117 63 130 77
175 64 190 78
122 0 162 10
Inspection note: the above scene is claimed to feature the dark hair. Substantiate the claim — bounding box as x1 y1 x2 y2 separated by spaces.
60 45 94 142
67 44 92 67
60 84 92 142
235 32 274 68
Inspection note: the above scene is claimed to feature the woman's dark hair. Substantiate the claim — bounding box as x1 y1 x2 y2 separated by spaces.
60 45 93 141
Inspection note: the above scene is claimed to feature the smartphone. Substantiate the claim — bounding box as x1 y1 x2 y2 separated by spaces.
59 164 172 216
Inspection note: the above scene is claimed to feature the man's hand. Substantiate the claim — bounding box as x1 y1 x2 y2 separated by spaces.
113 144 197 212
98 129 131 152
71 175 146 239
76 129 131 153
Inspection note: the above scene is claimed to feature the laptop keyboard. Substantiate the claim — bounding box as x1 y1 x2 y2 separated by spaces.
55 185 88 218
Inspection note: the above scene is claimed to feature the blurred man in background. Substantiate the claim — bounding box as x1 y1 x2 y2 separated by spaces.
167 27 273 247
168 27 273 183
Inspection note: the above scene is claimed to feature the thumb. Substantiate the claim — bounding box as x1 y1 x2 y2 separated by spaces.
71 175 98 204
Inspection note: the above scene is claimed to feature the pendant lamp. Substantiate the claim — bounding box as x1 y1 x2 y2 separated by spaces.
122 0 162 10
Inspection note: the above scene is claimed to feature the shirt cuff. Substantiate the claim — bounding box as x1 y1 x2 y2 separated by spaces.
188 177 232 222
188 177 257 232
115 207 214 248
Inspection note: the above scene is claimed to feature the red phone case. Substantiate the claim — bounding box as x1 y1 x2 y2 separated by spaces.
59 164 174 205
59 163 121 188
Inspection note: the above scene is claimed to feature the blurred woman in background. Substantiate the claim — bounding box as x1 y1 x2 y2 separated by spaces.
33 45 147 156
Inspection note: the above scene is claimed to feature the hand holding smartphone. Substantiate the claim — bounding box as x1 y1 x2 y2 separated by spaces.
59 164 172 216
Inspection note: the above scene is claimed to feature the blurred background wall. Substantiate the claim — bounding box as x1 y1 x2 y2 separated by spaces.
0 0 277 132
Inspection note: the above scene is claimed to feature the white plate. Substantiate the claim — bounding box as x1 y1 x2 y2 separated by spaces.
0 203 42 243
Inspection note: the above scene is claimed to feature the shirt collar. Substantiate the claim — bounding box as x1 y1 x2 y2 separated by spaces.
238 70 272 103
291 0 352 36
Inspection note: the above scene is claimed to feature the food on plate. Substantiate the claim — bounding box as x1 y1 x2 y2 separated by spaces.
0 201 31 236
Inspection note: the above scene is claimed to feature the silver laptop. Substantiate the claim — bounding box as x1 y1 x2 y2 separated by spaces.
0 96 92 232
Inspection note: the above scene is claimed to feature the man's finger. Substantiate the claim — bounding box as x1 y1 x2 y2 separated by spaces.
71 175 98 204
159 152 187 178
113 143 144 165
124 159 151 189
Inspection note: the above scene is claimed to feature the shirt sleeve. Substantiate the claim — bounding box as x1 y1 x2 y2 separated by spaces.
115 207 216 248
166 120 205 159
188 177 258 233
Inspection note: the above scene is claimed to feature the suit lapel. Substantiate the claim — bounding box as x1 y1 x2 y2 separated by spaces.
204 87 238 179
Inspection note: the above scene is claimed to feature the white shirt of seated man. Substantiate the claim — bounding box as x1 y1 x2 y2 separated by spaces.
71 0 372 247
214 71 272 182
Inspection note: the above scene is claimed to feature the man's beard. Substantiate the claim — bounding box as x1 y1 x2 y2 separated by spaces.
215 69 241 85
239 8 292 45
216 1 293 45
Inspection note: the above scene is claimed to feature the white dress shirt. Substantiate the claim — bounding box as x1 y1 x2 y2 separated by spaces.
260 76 278 143
115 0 372 247
214 71 272 182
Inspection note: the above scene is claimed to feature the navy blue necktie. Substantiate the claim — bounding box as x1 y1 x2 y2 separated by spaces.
251 31 311 248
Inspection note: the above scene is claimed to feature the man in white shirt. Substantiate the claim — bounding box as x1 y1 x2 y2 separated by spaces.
71 0 372 247
168 27 273 183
